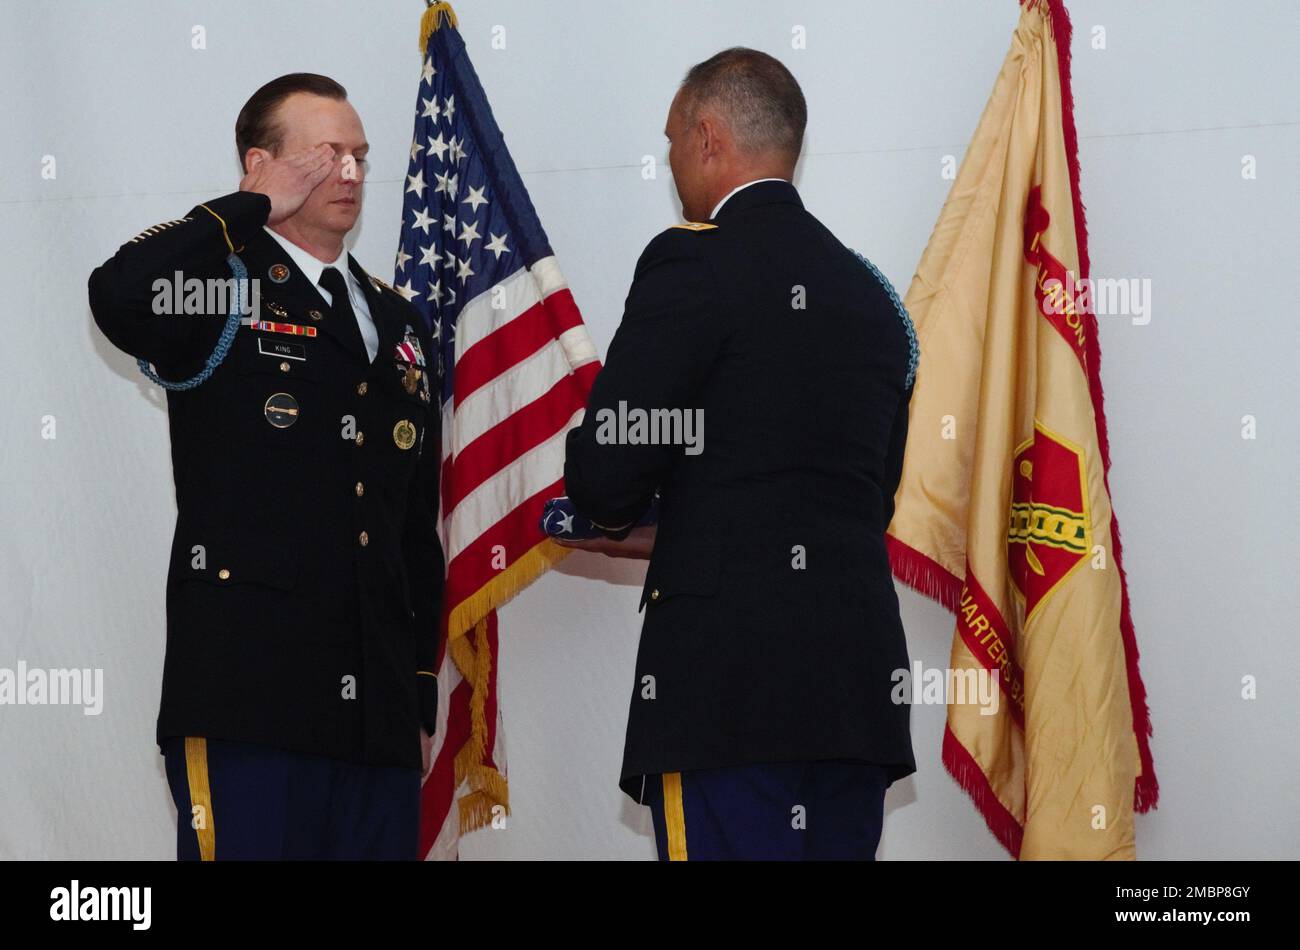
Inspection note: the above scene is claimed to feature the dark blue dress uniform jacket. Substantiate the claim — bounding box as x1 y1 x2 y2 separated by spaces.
563 180 918 799
88 191 443 771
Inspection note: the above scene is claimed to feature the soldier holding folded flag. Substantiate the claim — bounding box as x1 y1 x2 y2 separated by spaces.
563 48 919 861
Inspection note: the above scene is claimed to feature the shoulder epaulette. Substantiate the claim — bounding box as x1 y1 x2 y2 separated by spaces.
670 222 718 232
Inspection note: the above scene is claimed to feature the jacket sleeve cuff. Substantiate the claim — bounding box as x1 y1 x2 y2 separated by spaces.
591 518 635 541
417 671 438 736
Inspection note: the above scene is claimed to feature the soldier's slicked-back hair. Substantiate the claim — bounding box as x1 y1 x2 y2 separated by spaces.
235 73 348 172
678 48 806 162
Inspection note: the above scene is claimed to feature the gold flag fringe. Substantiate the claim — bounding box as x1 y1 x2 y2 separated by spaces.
446 538 573 833
419 2 459 51
447 538 570 645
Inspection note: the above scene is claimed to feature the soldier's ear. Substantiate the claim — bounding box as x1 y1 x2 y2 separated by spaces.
243 147 273 175
697 116 721 161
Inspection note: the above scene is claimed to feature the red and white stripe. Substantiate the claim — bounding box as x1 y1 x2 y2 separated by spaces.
421 256 599 859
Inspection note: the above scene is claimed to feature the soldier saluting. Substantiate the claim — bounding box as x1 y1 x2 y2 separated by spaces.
88 73 443 860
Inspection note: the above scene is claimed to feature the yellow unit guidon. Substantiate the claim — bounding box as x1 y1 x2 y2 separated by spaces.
883 0 1156 859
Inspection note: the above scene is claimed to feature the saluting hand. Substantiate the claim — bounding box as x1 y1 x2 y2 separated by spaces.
239 143 337 225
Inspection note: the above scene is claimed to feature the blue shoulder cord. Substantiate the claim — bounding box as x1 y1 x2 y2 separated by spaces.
136 252 247 390
852 249 919 389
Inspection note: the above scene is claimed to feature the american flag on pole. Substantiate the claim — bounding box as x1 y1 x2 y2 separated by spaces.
396 2 600 859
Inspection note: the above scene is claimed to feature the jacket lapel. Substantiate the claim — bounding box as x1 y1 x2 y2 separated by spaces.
349 256 404 381
244 227 368 365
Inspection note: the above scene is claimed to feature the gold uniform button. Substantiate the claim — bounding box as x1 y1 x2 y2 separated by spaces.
279 361 290 373
356 382 368 396
355 481 365 497
649 588 660 602
358 531 369 547
308 309 323 322
355 431 365 447
218 569 231 580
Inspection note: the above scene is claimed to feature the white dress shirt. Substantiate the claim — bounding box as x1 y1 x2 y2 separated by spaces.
709 177 789 220
263 226 379 362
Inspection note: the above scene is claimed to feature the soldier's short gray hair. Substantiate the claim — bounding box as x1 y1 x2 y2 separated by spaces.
678 48 807 162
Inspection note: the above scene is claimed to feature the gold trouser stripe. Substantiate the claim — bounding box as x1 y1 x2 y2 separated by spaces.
184 737 216 861
662 772 688 861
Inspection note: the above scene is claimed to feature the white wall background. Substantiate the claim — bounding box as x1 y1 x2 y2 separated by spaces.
1 0 1297 860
